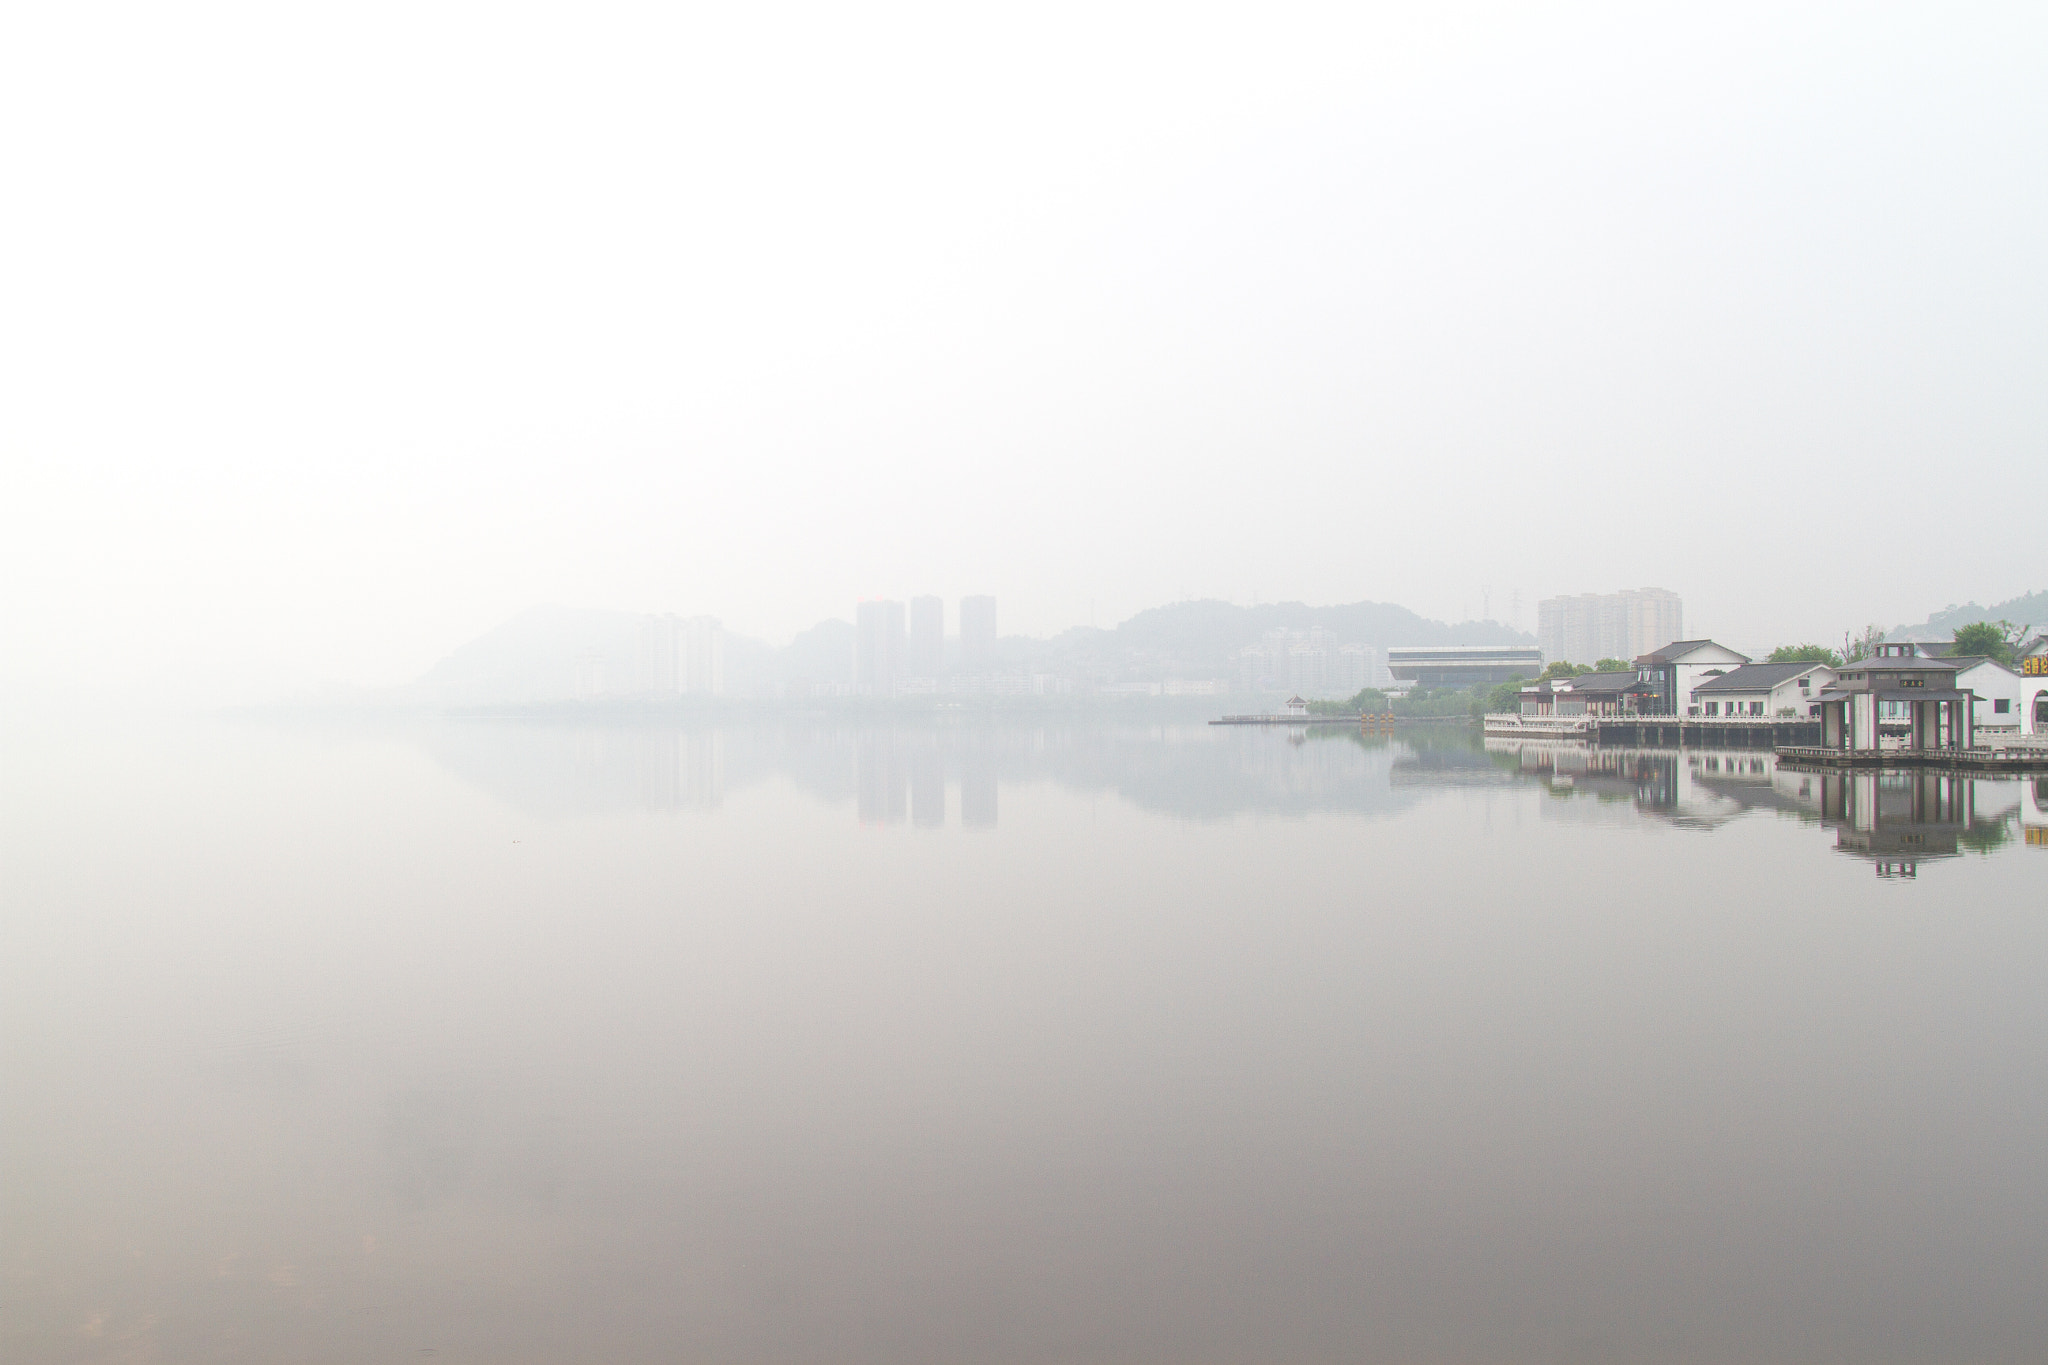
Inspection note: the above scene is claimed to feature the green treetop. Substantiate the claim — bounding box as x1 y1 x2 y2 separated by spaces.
1950 620 2020 666
1767 643 1843 667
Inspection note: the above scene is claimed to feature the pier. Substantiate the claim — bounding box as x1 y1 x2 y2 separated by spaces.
1485 713 1821 747
1777 742 2048 773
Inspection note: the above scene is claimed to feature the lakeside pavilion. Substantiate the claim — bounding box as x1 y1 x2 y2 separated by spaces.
1812 643 1975 754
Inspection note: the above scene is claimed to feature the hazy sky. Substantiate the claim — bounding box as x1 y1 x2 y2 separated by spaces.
6 3 2045 700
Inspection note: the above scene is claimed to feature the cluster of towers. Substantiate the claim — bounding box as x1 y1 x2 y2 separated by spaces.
639 614 723 696
855 595 996 695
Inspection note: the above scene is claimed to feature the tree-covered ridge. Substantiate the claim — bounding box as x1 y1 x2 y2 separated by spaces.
1891 588 2046 641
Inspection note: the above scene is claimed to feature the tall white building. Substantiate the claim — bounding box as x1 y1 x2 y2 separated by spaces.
1337 644 1387 692
1538 588 1683 666
1236 629 1378 697
856 600 906 695
681 616 723 696
959 595 997 676
640 614 680 695
640 613 723 696
908 596 944 678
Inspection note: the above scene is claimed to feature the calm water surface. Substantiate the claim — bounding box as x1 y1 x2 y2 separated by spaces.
4 716 2045 1364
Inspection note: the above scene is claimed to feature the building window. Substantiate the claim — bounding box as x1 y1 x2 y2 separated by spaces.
1995 698 2010 713
1703 701 1717 716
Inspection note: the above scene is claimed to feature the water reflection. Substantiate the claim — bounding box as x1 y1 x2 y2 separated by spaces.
1485 737 2038 872
9 714 2048 1364
410 719 1432 826
404 719 2048 871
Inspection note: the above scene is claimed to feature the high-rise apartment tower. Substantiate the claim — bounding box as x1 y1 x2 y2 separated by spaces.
959 595 997 676
1537 588 1683 666
908 596 944 678
855 600 907 695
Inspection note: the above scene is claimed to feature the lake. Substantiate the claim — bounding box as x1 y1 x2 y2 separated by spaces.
4 715 2045 1363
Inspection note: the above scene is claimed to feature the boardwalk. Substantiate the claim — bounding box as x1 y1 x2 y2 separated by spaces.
1484 713 1821 748
1777 743 2048 773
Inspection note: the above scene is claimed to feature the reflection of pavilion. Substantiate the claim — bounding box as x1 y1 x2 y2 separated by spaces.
1483 739 2024 869
1485 741 1764 829
1817 770 1998 877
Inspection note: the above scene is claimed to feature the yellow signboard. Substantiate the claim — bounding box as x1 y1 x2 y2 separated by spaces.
2025 655 2048 677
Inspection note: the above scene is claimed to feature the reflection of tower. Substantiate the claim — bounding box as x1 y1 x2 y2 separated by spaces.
909 596 944 678
855 600 906 696
959 595 996 676
640 730 724 811
856 730 908 825
682 617 723 696
960 737 997 828
910 739 945 828
681 730 723 808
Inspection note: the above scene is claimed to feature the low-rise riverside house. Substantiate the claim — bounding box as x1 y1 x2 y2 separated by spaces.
1942 657 2027 734
1688 661 1836 718
1812 643 1975 753
1626 639 1751 715
2027 636 2048 734
1517 670 1639 716
1900 637 2041 736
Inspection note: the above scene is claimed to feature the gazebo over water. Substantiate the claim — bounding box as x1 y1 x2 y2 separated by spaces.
1811 643 1975 754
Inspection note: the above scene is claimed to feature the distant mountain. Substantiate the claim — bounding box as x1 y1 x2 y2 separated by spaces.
1890 589 2048 642
408 604 642 705
406 604 780 705
400 597 1534 704
997 599 1531 681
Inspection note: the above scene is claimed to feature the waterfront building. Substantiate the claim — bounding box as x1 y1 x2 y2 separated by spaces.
1518 669 1639 716
2027 644 2048 734
1388 645 1544 688
1538 587 1683 665
909 596 944 678
1688 661 1833 718
1812 644 1975 753
959 595 997 676
1627 640 1749 715
1894 642 2032 735
855 600 907 695
1945 657 2025 734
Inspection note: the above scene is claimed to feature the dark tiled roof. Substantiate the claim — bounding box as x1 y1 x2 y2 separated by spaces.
1836 656 1958 672
1814 687 1973 703
1636 639 1749 664
1943 656 2022 675
1692 662 1826 692
1559 670 1639 692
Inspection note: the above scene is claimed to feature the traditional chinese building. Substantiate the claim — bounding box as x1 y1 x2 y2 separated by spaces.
1811 643 1975 754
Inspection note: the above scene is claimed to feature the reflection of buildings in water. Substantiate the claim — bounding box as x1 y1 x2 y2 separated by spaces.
855 731 911 826
1387 737 1521 788
853 729 997 828
1486 738 2027 874
1815 770 2015 876
911 743 945 828
418 721 732 818
960 740 997 829
639 729 724 812
1486 741 1743 828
